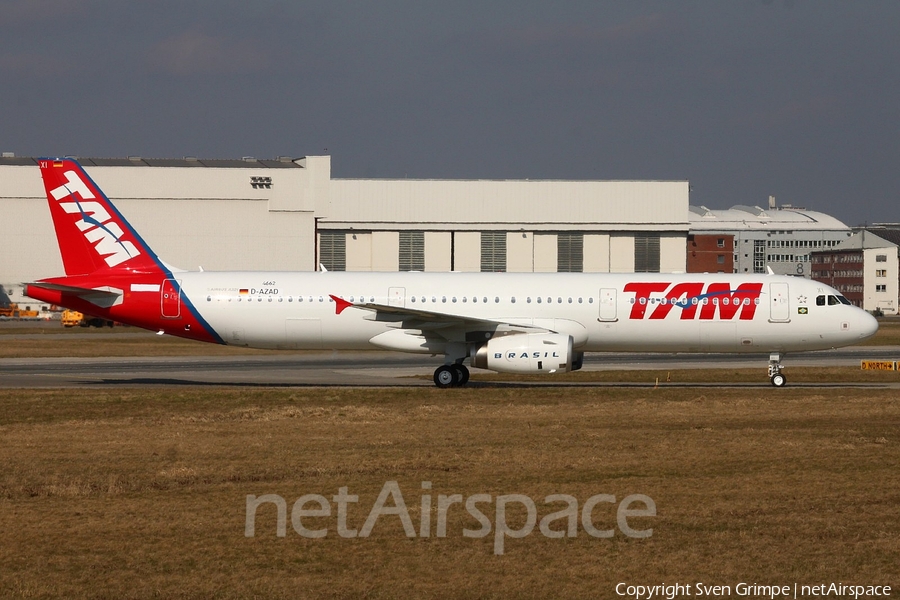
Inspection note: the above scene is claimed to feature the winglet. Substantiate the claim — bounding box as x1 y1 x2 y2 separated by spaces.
330 294 353 315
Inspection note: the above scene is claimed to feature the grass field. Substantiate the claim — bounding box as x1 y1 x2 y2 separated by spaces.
0 386 897 599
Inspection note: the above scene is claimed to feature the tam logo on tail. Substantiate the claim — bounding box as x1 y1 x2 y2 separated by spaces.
45 167 141 268
38 159 157 275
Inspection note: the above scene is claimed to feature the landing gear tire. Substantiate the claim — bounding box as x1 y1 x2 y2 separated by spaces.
453 364 470 386
434 365 459 388
770 373 786 388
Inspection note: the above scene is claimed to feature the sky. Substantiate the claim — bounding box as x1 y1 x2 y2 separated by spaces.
2 0 898 226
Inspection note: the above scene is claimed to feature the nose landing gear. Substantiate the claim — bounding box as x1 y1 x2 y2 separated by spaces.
768 353 786 387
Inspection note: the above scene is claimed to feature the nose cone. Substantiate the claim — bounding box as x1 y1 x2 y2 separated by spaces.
857 310 879 342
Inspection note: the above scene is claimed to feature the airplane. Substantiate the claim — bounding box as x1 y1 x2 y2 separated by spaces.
24 158 878 388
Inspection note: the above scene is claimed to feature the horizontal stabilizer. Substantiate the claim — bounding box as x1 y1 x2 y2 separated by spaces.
25 282 123 308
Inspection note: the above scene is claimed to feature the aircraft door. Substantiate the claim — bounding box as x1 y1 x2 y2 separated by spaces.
769 282 790 323
599 288 617 322
161 279 182 318
388 287 406 308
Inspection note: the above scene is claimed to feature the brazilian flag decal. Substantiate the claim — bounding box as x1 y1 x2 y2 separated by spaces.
798 307 809 315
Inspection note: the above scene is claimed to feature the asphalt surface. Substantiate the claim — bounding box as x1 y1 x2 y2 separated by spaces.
1 346 898 389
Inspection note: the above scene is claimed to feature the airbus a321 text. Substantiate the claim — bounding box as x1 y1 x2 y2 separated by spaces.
25 159 878 387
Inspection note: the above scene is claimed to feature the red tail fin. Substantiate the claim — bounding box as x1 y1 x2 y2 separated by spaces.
39 158 164 276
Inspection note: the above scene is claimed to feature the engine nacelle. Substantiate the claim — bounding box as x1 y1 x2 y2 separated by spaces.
472 333 575 374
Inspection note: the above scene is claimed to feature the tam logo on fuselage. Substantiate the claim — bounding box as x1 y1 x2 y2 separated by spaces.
48 169 140 268
624 282 763 321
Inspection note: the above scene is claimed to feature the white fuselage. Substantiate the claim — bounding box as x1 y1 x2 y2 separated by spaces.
170 271 877 354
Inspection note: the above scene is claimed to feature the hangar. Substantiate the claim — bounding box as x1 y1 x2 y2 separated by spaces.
689 198 852 277
0 154 690 302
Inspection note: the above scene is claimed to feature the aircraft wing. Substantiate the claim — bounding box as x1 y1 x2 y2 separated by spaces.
329 294 547 336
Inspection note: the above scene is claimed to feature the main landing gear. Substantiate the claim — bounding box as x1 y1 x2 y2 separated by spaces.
433 363 470 388
768 353 786 387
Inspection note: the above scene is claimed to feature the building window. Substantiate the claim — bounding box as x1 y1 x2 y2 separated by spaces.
557 233 584 273
753 240 766 273
399 231 425 272
717 238 725 248
717 255 725 264
876 270 887 277
876 254 887 262
876 284 887 293
319 232 346 271
634 235 660 273
480 231 507 272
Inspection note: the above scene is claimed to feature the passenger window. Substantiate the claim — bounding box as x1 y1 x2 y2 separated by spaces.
537 297 542 304
511 297 516 303
411 297 416 303
816 295 825 306
495 297 500 303
288 297 293 302
527 297 532 303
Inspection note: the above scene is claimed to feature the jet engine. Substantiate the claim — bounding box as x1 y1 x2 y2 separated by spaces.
472 333 582 374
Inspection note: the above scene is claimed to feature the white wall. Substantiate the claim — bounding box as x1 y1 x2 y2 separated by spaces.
425 232 452 272
660 235 687 273
506 232 534 273
609 236 635 273
533 234 558 273
454 232 481 272
865 247 899 315
583 234 610 273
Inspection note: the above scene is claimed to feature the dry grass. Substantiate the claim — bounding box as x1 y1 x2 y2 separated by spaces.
0 333 292 358
0 386 898 599
868 318 900 345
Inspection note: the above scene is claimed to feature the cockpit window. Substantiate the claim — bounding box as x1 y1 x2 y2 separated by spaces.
837 295 851 306
828 295 840 306
816 295 826 306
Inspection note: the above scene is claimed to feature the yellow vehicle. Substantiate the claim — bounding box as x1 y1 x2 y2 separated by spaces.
61 309 84 327
0 303 40 318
